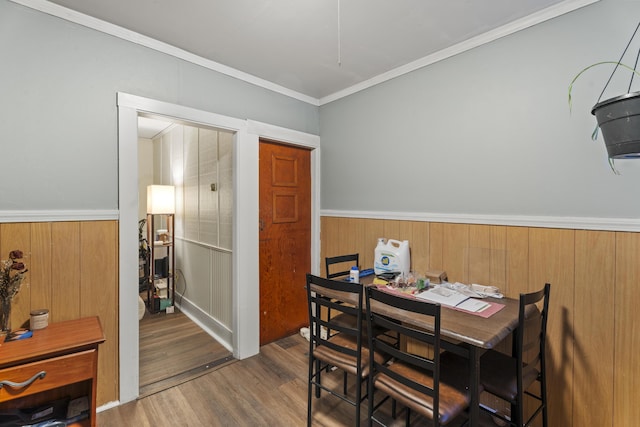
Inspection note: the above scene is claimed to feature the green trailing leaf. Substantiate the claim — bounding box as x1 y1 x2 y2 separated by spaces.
568 61 640 113
609 157 620 175
591 124 599 141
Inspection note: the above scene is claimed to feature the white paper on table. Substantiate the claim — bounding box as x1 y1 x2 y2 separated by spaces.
416 286 469 307
416 285 490 312
456 298 491 312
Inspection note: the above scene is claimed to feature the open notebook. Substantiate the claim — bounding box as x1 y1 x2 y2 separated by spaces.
416 285 490 312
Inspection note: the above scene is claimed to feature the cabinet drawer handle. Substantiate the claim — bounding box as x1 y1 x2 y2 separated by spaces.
0 370 46 389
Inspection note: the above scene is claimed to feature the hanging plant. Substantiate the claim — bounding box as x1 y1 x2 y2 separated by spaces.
568 21 640 173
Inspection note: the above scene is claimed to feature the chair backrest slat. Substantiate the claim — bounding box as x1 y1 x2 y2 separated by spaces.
325 253 359 279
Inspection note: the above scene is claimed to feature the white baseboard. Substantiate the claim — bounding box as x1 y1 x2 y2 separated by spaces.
175 294 233 352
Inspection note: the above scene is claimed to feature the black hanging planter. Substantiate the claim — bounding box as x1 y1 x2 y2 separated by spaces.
591 91 640 158
568 21 640 164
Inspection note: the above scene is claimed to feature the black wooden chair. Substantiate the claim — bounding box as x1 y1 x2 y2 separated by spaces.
306 273 384 426
479 283 551 427
325 253 360 279
365 286 473 426
323 253 361 335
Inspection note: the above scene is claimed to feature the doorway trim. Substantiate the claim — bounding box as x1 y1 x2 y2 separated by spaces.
117 93 320 404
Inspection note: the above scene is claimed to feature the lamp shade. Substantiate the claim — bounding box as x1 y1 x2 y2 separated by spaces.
147 185 175 214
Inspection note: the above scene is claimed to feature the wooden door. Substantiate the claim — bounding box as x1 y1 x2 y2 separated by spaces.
259 140 311 345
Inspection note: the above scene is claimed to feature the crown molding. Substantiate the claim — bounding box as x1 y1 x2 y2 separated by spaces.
319 0 600 105
10 0 319 106
12 0 599 107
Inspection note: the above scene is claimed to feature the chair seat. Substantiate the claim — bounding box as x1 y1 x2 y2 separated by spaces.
480 349 540 401
313 333 386 378
331 313 392 339
373 360 470 425
331 312 358 330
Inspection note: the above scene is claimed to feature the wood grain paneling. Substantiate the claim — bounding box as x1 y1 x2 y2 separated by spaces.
613 232 640 425
574 230 615 427
320 216 640 427
506 226 529 297
52 222 81 322
529 228 574 427
410 221 430 274
80 221 118 405
30 223 52 313
442 223 469 282
0 220 118 407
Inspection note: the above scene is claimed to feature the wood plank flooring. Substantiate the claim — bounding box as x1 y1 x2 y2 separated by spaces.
139 309 234 397
100 333 497 426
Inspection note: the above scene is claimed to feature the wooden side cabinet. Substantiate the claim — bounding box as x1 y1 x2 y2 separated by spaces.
0 317 105 427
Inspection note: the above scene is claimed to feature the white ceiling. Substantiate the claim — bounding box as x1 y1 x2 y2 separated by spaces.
42 0 596 104
137 116 173 139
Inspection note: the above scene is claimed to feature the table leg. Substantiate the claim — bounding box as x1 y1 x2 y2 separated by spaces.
468 346 481 427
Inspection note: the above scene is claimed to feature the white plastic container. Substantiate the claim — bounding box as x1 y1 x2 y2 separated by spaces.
374 238 411 276
350 266 360 283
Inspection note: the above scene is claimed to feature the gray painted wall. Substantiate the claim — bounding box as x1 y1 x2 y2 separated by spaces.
0 0 319 210
320 0 640 219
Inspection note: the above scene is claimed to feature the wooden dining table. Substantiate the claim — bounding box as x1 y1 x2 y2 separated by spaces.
354 276 523 427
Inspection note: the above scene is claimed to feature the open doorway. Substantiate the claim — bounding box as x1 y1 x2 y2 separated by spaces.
118 93 319 404
136 115 235 395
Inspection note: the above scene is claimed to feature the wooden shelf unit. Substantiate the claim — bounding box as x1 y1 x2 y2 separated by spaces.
146 212 175 313
0 317 105 427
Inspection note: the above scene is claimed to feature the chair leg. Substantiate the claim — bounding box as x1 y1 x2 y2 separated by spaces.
541 378 549 427
367 375 374 427
355 376 361 427
343 371 348 395
307 355 313 426
315 358 322 398
510 402 520 427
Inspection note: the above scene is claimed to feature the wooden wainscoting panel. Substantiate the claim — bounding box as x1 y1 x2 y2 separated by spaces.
30 223 52 317
489 226 507 290
320 216 340 276
350 217 368 268
397 220 414 243
319 215 640 425
80 221 119 405
505 226 529 298
51 222 81 322
613 232 640 425
528 227 575 427
1 223 32 328
468 225 493 286
0 219 119 406
428 222 444 270
341 217 363 264
574 230 615 427
382 220 401 245
361 218 385 269
441 223 469 282
410 221 430 274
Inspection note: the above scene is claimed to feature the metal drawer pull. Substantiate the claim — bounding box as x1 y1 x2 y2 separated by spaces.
0 371 46 389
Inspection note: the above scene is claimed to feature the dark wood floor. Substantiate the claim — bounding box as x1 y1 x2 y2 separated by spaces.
100 333 499 426
138 307 234 397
